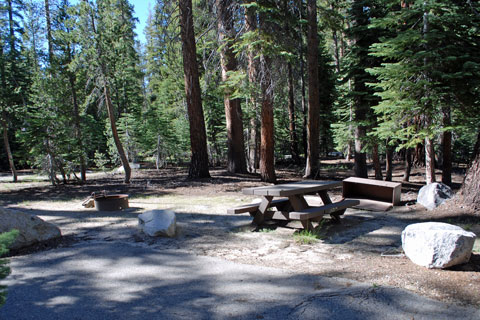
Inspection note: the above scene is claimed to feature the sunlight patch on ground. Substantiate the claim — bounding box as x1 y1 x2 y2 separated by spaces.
43 295 79 307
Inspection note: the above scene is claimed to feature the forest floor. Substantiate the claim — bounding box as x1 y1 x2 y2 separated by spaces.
1 161 479 307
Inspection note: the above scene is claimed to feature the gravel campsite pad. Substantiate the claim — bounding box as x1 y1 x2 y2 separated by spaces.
1 165 479 307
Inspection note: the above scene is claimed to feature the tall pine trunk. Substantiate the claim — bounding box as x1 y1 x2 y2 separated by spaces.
258 12 276 183
45 0 68 184
287 63 300 164
216 0 247 174
179 0 210 179
425 137 436 184
460 152 480 209
441 106 452 186
67 58 87 182
385 144 393 181
372 143 382 180
86 0 131 184
304 0 320 178
297 0 307 159
259 78 276 183
0 41 16 182
104 84 131 183
1 111 17 182
403 148 412 182
351 1 368 178
423 2 435 184
245 1 259 173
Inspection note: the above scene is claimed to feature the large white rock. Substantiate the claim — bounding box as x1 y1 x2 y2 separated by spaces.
417 182 453 210
0 207 62 250
138 210 176 237
402 222 476 269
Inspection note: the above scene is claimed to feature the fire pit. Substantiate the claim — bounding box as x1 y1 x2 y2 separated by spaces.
94 194 129 211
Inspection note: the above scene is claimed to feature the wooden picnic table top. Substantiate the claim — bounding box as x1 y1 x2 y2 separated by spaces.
242 180 342 197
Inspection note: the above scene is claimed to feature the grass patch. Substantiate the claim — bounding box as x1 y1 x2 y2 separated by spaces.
293 229 325 244
293 219 330 244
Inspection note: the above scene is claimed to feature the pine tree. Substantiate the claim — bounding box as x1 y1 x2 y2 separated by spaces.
0 0 26 182
216 0 247 174
369 0 480 184
74 0 146 183
179 0 210 178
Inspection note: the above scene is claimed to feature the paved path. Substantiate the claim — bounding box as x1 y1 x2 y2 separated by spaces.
1 241 479 320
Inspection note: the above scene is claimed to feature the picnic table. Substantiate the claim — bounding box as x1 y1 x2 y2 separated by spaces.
228 180 359 230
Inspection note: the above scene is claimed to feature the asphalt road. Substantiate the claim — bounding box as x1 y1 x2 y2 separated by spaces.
1 241 479 320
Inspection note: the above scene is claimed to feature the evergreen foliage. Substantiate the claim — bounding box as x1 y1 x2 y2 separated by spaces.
368 0 480 156
0 0 477 186
0 229 18 307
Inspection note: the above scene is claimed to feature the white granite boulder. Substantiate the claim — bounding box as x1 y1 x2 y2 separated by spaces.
417 182 453 210
138 210 176 237
402 222 476 269
0 207 62 250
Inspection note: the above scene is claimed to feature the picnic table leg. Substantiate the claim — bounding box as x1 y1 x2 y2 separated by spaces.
318 190 342 224
288 195 309 211
252 196 273 225
318 190 332 205
289 195 315 230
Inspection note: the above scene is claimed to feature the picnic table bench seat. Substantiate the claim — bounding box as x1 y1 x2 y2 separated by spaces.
289 199 360 220
227 198 290 214
289 199 360 230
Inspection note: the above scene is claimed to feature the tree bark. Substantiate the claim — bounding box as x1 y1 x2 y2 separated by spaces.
259 78 276 183
460 152 480 209
216 0 247 174
245 1 259 173
287 63 300 164
441 106 452 186
423 3 435 185
385 144 393 181
403 148 412 182
1 111 17 182
425 137 436 184
179 0 210 179
104 85 131 183
257 12 276 183
372 143 382 180
304 0 320 178
354 126 368 177
472 129 480 162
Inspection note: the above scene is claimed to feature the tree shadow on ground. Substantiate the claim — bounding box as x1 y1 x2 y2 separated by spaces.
1 241 477 320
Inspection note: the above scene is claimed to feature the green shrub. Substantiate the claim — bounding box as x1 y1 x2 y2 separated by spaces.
0 230 19 307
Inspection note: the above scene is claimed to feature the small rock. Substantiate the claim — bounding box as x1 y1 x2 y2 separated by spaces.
0 207 62 250
138 210 176 237
116 163 140 173
417 182 453 210
402 222 476 269
82 198 95 208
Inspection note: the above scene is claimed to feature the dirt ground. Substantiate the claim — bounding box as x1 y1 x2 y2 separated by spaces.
1 162 479 307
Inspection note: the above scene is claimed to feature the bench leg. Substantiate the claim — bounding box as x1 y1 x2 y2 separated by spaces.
330 209 346 224
252 196 273 225
301 220 314 231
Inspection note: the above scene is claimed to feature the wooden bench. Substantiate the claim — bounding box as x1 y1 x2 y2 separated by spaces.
289 199 360 230
227 198 290 215
342 177 401 211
